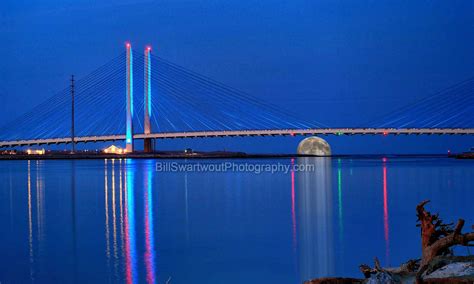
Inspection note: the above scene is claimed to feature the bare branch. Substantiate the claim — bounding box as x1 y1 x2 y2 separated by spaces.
453 219 464 235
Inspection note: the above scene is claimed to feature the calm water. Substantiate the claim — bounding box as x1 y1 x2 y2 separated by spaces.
0 157 473 283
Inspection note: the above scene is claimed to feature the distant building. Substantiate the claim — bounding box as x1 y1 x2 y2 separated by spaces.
103 145 125 154
26 149 45 155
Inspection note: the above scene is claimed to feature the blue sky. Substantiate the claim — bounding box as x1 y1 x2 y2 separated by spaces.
1 0 473 154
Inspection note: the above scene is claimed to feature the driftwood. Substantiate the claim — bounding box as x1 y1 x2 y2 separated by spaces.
304 278 364 284
415 200 474 280
356 201 473 283
308 201 473 283
359 257 386 278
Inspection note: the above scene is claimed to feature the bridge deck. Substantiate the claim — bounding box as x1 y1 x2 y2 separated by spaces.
1 128 473 148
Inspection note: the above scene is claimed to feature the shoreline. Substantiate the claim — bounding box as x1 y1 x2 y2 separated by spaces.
0 152 459 160
454 152 474 159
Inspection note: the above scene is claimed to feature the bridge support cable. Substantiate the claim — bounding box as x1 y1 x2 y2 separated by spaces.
128 51 327 133
0 53 126 142
369 77 474 129
151 56 319 130
152 55 321 128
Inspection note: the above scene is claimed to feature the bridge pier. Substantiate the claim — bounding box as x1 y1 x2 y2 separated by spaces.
144 46 153 153
126 43 134 153
144 138 153 152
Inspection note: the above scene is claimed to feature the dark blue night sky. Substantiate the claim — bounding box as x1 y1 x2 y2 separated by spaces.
1 0 473 154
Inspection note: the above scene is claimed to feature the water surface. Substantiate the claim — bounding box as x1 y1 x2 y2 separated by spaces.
0 157 473 283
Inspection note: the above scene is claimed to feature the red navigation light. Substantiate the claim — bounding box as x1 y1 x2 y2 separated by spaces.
383 132 388 136
382 157 387 162
146 46 152 51
126 42 131 48
290 132 295 137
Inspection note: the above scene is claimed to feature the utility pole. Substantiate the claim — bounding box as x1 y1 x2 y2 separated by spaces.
71 75 75 153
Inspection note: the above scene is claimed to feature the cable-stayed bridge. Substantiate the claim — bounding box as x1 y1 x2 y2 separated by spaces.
0 44 473 151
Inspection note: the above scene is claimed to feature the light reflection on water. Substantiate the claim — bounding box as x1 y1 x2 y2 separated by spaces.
297 157 334 280
0 157 473 283
383 160 390 266
144 160 157 284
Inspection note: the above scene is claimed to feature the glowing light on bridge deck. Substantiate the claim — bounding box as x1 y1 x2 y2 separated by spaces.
26 149 45 155
103 145 125 154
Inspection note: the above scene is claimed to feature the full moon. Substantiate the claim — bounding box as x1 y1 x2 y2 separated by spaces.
297 136 331 156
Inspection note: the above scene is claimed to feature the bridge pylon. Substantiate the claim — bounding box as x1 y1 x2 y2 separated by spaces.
125 43 134 153
144 46 153 153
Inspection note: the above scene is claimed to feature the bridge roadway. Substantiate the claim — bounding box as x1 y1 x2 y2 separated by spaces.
1 128 474 148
